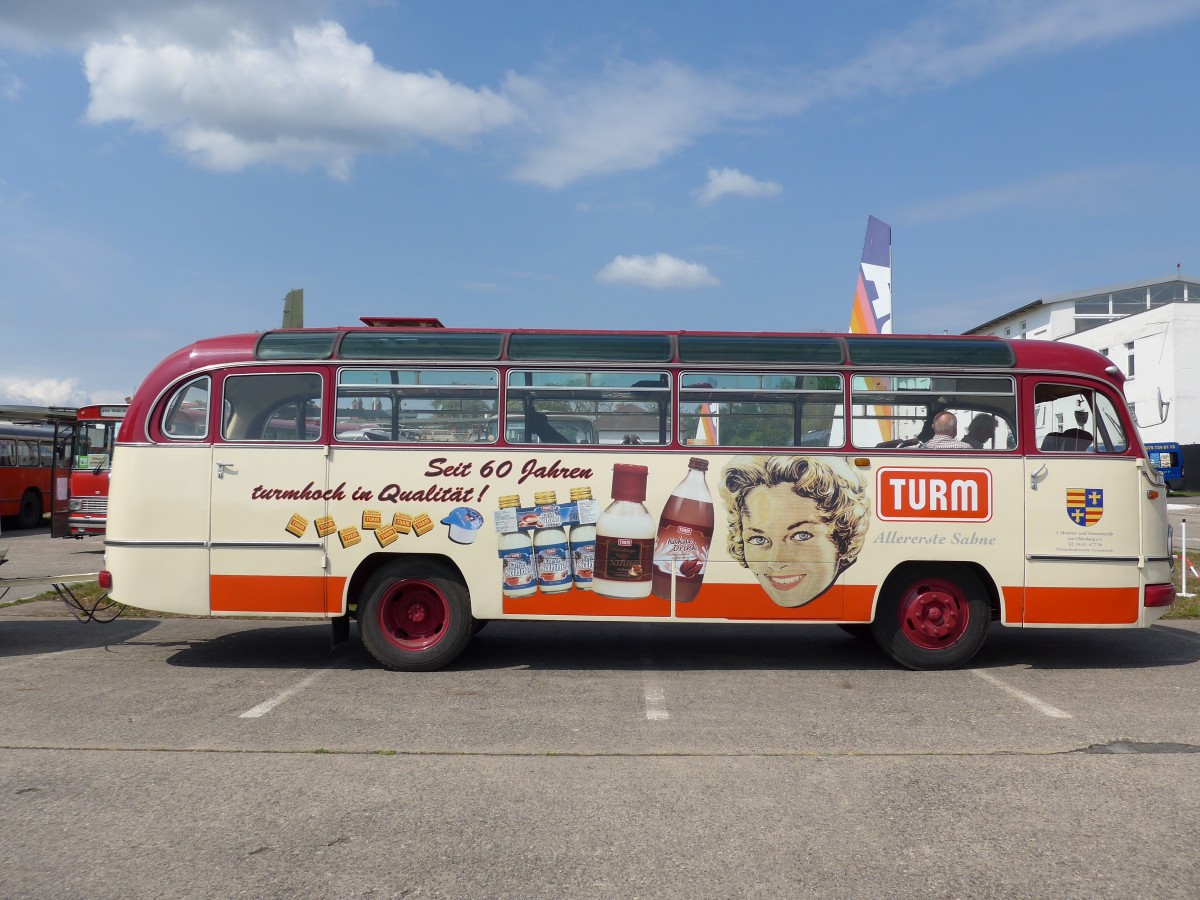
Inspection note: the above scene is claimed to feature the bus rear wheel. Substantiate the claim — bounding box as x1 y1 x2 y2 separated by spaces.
16 490 43 529
359 562 472 671
872 566 988 670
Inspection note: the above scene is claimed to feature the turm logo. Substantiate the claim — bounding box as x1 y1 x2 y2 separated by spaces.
876 468 992 522
1066 488 1103 527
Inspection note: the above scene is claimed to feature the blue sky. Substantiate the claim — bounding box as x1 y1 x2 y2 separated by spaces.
2 1 1199 405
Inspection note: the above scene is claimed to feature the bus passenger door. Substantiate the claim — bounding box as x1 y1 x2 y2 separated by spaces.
50 420 74 538
209 371 330 616
1022 379 1141 626
210 445 330 615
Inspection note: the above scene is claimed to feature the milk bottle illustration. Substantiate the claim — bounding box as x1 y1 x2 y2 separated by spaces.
497 495 536 598
593 464 654 599
532 490 572 593
651 457 714 602
568 486 596 590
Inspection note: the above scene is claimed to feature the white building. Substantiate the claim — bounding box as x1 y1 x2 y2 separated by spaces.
965 275 1200 483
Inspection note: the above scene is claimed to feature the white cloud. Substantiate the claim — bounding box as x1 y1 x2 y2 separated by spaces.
83 21 520 178
0 1 332 52
596 253 719 289
0 377 93 407
506 62 796 189
6 0 1200 184
811 0 1200 102
695 167 782 205
508 1 1200 188
898 166 1144 225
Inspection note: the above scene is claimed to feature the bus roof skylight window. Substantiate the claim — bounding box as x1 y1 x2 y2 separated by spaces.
257 332 338 360
507 333 672 362
339 332 503 360
677 335 844 364
846 337 1015 368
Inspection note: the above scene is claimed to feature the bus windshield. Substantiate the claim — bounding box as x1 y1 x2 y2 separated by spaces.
73 420 118 471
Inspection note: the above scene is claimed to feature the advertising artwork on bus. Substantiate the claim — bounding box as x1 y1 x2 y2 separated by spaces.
101 321 1176 673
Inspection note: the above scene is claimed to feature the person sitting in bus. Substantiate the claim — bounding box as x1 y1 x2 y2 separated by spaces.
719 455 870 608
524 407 570 443
922 411 972 449
963 414 998 449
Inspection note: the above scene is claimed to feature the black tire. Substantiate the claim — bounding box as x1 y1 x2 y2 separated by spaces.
871 566 989 670
16 490 43 529
359 561 472 671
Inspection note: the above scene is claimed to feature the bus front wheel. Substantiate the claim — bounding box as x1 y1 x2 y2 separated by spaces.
16 490 43 529
872 566 989 670
359 562 472 672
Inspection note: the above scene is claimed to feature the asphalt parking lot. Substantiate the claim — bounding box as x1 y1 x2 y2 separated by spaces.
2 526 1199 897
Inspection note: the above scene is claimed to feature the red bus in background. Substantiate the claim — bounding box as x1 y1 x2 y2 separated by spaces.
51 405 128 539
0 419 60 529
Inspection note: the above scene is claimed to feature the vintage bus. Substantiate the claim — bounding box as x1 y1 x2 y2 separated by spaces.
101 319 1175 671
0 419 59 529
51 404 129 538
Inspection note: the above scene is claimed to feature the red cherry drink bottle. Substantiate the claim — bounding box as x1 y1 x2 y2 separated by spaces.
651 457 714 602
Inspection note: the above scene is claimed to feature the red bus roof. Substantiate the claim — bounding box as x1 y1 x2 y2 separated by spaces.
119 324 1120 443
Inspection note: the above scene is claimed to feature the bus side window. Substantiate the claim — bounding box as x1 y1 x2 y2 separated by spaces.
1033 383 1127 454
506 370 669 445
850 374 1016 450
222 372 323 442
679 371 844 448
335 368 499 444
0 439 12 466
162 376 211 440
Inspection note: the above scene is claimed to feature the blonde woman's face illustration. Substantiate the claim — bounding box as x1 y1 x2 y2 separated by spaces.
742 483 839 607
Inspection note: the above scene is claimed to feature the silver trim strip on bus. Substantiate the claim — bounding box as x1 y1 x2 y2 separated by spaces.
1025 554 1141 563
211 541 325 550
105 539 323 550
105 539 209 548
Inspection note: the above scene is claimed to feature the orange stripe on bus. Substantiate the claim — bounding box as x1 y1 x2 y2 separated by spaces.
843 584 876 621
1001 586 1024 624
505 583 866 621
210 574 347 615
1023 586 1138 625
676 583 844 620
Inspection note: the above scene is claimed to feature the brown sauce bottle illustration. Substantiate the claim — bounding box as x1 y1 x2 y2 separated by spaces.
651 457 714 602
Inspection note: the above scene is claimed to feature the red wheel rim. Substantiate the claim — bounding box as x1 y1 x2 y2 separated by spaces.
376 579 449 652
896 577 969 650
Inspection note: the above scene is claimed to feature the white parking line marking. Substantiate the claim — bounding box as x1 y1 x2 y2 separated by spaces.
239 668 333 719
970 669 1072 719
639 650 670 721
643 683 670 721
